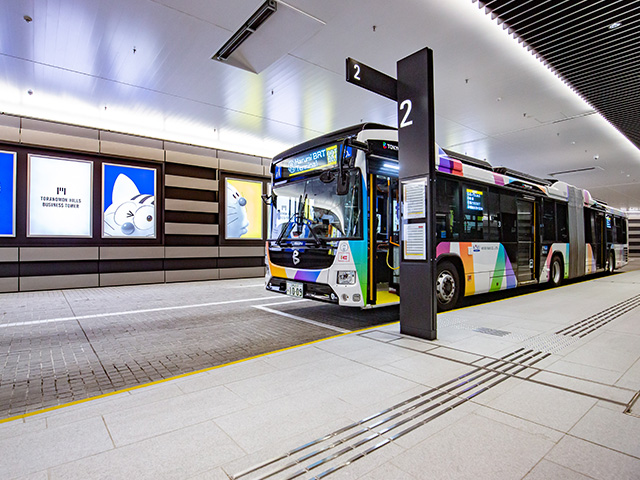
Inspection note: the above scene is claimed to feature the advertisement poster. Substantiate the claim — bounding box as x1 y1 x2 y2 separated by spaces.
28 155 93 237
0 151 16 237
225 178 263 239
102 163 157 238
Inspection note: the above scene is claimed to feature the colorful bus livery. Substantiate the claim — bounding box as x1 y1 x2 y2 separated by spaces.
265 124 628 311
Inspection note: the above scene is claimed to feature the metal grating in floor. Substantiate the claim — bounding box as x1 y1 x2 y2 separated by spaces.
556 293 640 337
231 348 549 480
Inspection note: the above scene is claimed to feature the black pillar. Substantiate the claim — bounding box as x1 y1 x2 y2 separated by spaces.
397 47 437 340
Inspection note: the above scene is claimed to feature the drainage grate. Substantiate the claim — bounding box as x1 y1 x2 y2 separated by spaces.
556 294 640 338
473 327 511 337
231 348 548 480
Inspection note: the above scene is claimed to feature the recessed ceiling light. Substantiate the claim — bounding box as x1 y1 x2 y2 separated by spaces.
608 22 622 30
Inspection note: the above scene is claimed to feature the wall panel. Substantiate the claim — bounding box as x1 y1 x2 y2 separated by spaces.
0 116 268 292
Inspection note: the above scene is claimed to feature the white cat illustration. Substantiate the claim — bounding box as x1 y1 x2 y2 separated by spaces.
104 174 155 237
226 183 249 237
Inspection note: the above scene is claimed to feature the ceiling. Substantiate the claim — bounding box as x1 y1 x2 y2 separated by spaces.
1 0 639 208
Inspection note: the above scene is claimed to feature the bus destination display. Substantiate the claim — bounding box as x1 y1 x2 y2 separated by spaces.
466 189 484 211
275 143 338 180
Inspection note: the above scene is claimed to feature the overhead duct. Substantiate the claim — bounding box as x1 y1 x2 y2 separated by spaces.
212 0 277 62
211 0 324 74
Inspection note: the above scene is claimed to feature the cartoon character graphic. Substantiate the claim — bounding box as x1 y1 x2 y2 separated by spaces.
226 182 250 237
103 174 155 237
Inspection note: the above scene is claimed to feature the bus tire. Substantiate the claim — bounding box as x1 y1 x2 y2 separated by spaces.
607 252 615 274
550 255 563 288
436 260 460 311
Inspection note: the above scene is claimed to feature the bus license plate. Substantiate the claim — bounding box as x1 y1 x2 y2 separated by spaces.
286 281 303 298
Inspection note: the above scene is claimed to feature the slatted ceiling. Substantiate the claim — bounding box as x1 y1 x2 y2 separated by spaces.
476 0 640 149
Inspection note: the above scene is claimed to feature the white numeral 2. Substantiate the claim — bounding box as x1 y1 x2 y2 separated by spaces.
353 64 361 81
399 99 413 128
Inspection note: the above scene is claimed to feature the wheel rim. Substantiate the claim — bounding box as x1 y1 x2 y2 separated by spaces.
436 270 456 304
552 260 561 284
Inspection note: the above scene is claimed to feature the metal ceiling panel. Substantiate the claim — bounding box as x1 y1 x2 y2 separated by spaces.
475 0 640 150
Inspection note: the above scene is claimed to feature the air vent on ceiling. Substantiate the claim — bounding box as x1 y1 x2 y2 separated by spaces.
210 0 323 74
212 0 277 62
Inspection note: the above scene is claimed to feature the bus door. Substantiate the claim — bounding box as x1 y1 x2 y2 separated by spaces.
368 173 400 306
594 211 605 269
516 199 535 282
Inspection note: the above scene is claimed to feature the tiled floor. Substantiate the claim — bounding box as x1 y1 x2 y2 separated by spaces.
0 280 396 419
1 268 639 479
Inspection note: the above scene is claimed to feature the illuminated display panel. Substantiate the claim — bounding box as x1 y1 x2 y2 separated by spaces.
28 155 93 237
0 151 16 237
275 143 339 181
225 178 263 240
102 163 157 238
466 189 484 211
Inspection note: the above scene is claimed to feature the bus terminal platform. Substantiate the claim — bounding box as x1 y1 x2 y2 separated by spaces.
1 266 639 479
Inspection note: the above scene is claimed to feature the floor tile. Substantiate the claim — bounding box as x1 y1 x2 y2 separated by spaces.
544 358 623 385
390 412 554 480
174 359 277 394
357 462 418 480
49 420 244 480
523 459 594 479
104 385 249 446
214 389 353 453
0 416 113 478
569 404 640 457
545 435 640 480
485 381 597 431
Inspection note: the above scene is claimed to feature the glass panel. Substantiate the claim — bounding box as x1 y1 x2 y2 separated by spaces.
269 170 361 242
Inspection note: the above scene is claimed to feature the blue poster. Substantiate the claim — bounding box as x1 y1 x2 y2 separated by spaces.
0 151 16 237
102 163 157 238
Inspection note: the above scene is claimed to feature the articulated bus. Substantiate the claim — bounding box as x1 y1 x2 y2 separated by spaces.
264 123 629 310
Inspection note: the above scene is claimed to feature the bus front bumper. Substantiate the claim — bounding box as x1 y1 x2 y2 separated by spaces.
266 277 339 304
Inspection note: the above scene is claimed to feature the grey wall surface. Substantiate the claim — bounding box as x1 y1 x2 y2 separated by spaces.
0 114 270 292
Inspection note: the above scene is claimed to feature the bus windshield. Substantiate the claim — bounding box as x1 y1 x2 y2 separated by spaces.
269 170 361 244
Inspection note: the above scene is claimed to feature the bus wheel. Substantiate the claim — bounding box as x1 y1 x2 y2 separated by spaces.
607 252 615 274
550 255 563 287
436 261 460 311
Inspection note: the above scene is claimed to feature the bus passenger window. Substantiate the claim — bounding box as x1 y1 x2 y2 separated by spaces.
436 179 460 240
584 209 594 244
557 203 569 242
615 217 626 244
500 193 517 243
543 200 556 241
487 191 500 242
462 186 484 240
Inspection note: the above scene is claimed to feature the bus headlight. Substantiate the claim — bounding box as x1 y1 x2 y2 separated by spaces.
337 271 356 285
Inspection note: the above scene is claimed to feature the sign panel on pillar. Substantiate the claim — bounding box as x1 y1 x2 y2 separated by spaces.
397 47 437 340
